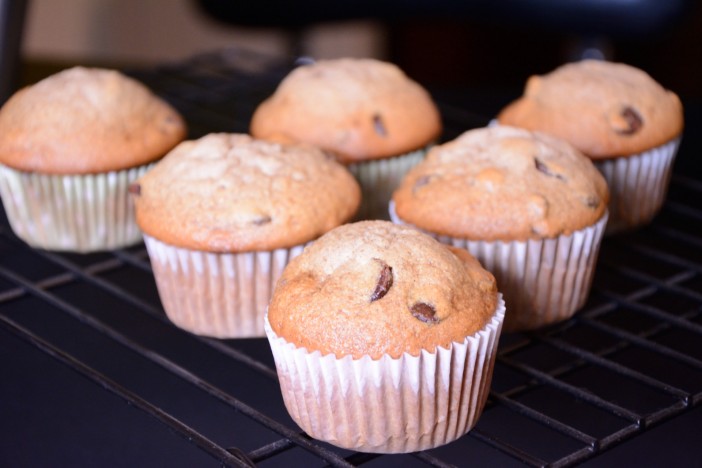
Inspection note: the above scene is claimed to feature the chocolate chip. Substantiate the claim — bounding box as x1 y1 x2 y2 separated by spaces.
295 56 316 66
410 302 439 324
252 215 272 226
321 150 337 161
128 183 141 195
616 106 643 135
413 174 433 194
584 195 600 209
534 158 566 181
373 113 387 137
370 259 393 302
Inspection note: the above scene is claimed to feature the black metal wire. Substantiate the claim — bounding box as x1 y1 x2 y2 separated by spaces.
0 262 356 467
0 315 251 468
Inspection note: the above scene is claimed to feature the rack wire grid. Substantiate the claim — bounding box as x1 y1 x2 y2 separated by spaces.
1 50 701 467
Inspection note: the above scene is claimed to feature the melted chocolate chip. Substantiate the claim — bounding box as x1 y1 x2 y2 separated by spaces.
321 150 337 161
413 174 432 193
616 106 643 135
534 158 566 181
128 183 141 195
373 113 387 137
584 195 600 209
370 259 393 302
295 56 316 66
252 215 272 226
410 302 439 324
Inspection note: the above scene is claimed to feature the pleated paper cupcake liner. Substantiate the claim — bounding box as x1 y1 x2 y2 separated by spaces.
0 163 152 252
594 137 681 234
264 295 505 453
144 234 307 338
390 202 607 332
348 147 427 221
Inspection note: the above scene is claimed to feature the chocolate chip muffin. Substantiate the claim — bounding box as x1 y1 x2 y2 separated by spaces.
0 66 186 252
391 126 609 331
265 220 505 453
497 59 684 232
250 58 442 220
133 133 360 338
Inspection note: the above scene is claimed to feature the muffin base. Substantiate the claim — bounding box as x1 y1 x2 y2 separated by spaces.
595 137 681 234
348 146 428 221
144 235 306 338
264 295 505 453
390 202 607 332
0 163 153 252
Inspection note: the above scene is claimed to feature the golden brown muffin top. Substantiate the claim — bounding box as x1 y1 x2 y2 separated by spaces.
133 133 360 252
497 60 683 158
0 67 186 174
392 126 609 241
267 220 498 359
250 58 442 164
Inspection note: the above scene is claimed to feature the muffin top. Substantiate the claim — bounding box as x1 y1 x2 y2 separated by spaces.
133 133 360 252
250 58 442 164
392 126 609 241
0 67 186 174
267 220 498 359
497 60 683 158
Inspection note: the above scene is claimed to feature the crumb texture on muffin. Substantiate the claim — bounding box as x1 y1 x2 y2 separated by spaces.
392 126 609 241
267 220 498 359
133 133 360 252
497 60 683 158
250 58 442 163
0 67 186 174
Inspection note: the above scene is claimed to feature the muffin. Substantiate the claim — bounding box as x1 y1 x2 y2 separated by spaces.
250 58 442 220
0 66 186 252
391 126 609 332
497 59 683 232
265 220 505 453
133 133 360 338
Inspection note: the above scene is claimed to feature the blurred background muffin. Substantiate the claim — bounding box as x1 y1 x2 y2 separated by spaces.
0 66 186 252
250 57 442 220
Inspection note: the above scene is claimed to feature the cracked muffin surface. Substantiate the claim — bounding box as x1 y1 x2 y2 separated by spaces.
392 126 609 241
133 133 360 251
267 220 498 359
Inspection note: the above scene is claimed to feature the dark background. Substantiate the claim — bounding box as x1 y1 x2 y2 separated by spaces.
193 0 702 100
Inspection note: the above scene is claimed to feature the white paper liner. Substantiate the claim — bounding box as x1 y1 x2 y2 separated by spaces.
594 137 681 234
348 146 428 221
0 163 153 252
390 202 607 332
144 234 307 338
264 295 505 453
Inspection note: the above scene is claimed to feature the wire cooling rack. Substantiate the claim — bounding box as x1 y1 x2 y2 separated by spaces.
1 50 701 467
